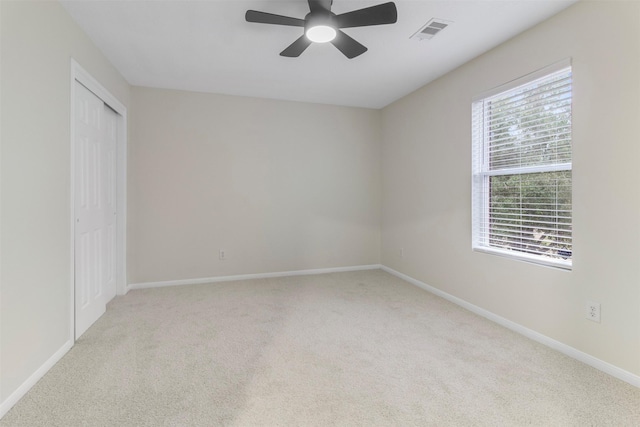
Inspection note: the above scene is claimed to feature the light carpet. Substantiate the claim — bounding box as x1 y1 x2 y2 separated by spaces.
2 270 639 426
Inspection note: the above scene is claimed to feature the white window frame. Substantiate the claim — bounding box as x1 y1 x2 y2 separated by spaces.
472 59 572 270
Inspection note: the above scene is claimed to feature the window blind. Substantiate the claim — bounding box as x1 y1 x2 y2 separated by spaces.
472 63 572 269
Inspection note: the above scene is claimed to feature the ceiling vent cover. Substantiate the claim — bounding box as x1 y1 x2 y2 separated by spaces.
411 18 452 41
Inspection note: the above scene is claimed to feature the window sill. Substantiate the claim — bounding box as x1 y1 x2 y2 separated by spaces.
473 246 572 271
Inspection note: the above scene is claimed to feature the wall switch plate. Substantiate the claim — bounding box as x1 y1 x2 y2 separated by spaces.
586 301 601 323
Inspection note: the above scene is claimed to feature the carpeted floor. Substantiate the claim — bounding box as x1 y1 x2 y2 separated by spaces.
2 269 640 426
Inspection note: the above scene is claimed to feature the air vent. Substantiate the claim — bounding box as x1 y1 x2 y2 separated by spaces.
411 18 452 41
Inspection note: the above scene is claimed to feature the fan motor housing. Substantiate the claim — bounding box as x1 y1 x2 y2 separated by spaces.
305 11 337 32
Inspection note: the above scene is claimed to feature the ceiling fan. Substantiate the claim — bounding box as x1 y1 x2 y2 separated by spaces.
245 0 398 59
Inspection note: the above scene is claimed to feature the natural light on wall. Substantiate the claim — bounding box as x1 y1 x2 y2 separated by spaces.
471 59 573 269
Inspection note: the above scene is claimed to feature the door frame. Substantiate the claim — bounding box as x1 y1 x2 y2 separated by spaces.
70 59 128 341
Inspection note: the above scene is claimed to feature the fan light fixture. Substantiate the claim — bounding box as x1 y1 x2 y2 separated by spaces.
305 12 337 43
306 25 336 43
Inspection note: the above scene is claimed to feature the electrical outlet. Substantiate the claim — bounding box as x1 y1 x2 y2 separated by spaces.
586 301 601 323
219 250 226 260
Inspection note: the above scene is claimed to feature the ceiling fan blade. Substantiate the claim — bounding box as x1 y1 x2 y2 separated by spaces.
245 10 305 27
280 35 313 57
308 0 333 13
331 30 367 59
335 2 398 28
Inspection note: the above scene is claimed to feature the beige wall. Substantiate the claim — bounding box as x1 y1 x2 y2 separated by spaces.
0 1 130 402
381 0 640 376
129 87 381 284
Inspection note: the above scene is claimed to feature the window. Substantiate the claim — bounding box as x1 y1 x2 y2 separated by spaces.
472 60 572 269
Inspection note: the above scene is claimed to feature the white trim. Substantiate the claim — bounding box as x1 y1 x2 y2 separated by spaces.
129 264 382 290
69 64 76 343
70 59 128 343
0 340 73 419
472 58 572 101
71 60 125 113
381 265 640 389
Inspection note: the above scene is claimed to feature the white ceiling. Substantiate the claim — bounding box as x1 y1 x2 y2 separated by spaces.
61 0 577 109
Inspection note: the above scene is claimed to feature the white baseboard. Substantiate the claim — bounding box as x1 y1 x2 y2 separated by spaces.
381 265 640 389
0 339 73 419
129 264 382 290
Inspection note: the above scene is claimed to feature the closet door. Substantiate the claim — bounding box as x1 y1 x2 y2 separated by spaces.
74 81 116 339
